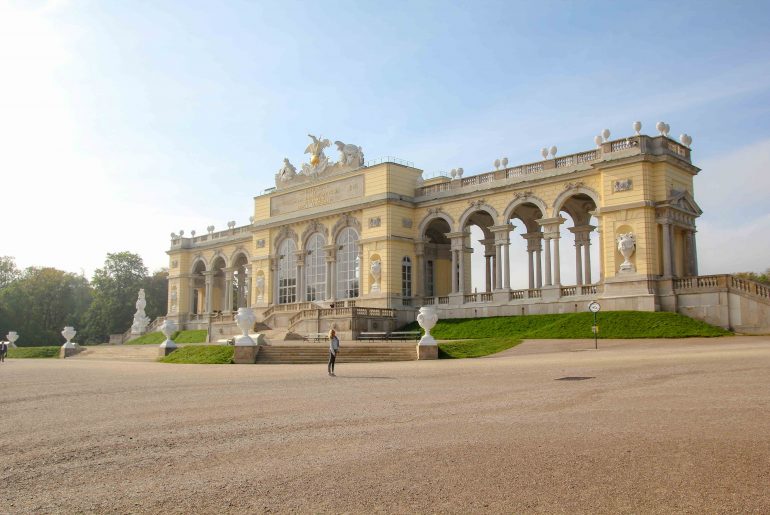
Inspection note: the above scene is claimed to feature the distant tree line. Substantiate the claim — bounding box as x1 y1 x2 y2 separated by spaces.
0 252 167 346
734 268 770 285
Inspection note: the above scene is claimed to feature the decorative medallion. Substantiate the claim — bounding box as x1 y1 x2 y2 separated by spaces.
614 179 633 192
369 217 381 228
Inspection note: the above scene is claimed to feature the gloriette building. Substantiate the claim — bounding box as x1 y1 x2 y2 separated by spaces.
166 128 770 340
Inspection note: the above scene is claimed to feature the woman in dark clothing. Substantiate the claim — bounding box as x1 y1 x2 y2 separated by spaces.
328 329 339 376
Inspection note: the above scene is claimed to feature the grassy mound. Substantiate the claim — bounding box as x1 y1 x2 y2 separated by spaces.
160 345 233 364
126 329 208 345
405 311 729 340
7 346 61 358
438 337 521 359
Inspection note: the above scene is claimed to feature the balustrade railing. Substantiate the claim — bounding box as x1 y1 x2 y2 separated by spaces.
611 139 632 152
560 286 577 296
438 296 450 305
402 298 413 306
480 293 493 302
528 289 542 298
580 284 598 295
423 297 436 305
510 289 526 300
463 293 478 303
673 274 770 301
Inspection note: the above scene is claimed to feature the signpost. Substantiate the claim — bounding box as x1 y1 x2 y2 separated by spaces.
588 301 601 350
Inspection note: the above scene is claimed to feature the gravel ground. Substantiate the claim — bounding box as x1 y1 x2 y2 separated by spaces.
2 337 769 514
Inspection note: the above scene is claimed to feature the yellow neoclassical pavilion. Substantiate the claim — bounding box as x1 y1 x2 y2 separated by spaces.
165 129 770 340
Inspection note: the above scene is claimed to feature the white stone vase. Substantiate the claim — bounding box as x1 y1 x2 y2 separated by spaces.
6 331 19 348
61 326 77 349
370 260 381 294
159 319 178 350
617 233 636 272
416 306 438 346
234 307 256 346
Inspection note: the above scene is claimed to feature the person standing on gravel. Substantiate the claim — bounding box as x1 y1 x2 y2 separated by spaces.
328 329 339 376
0 341 7 363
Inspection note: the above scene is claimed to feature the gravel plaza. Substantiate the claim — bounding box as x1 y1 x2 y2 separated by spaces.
2 336 769 513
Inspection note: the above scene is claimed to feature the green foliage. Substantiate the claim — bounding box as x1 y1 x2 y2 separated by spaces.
0 267 92 346
438 337 521 359
160 345 234 364
142 269 169 322
734 268 770 286
403 311 730 340
125 329 206 345
0 256 20 289
82 252 148 343
7 346 60 359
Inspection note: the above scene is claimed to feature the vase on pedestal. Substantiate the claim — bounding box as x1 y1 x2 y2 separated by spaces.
61 326 77 349
159 319 178 350
234 307 256 345
370 260 381 294
416 306 438 346
6 331 19 348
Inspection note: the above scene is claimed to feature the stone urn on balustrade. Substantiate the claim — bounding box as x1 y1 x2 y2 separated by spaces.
416 306 439 360
233 307 263 364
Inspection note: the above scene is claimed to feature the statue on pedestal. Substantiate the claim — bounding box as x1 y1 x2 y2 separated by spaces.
131 289 150 335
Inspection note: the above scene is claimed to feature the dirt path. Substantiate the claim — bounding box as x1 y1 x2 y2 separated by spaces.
2 337 769 513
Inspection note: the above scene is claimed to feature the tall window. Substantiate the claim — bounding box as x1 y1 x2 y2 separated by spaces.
305 233 326 301
402 256 412 297
336 227 359 299
426 260 434 297
278 239 297 304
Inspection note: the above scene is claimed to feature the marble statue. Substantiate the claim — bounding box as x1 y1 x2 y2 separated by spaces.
370 260 381 293
617 233 636 272
276 158 297 183
131 289 151 335
334 141 364 167
61 326 77 349
256 274 265 302
302 134 331 176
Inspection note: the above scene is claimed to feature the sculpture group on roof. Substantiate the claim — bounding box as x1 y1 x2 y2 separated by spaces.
275 134 364 187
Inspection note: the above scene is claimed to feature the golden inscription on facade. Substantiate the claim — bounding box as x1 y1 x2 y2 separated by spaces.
270 175 364 216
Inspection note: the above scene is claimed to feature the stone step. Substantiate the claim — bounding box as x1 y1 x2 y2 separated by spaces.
256 346 417 364
70 345 159 362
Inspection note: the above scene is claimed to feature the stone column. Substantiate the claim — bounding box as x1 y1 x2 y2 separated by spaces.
661 221 672 277
504 241 511 290
188 276 196 314
324 244 337 302
447 232 466 295
295 251 304 303
484 256 492 292
583 240 592 284
224 267 235 313
451 249 458 293
271 258 279 305
415 241 425 298
543 237 552 286
203 271 215 314
458 248 466 295
494 243 502 289
575 240 583 286
552 233 561 286
527 248 535 289
690 229 699 276
490 225 513 291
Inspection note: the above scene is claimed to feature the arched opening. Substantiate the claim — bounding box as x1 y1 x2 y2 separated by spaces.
191 260 206 314
231 253 249 309
557 193 599 287
507 202 545 290
422 217 451 297
305 233 326 301
463 210 495 294
210 256 227 313
336 227 359 299
278 239 297 304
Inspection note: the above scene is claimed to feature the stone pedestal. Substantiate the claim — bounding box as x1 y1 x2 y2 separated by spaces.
158 345 177 358
59 346 82 358
233 345 260 364
417 344 438 360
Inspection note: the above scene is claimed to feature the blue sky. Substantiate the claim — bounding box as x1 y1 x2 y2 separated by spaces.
2 0 770 281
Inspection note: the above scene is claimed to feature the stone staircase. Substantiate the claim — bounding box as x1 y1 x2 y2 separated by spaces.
256 345 417 364
70 345 160 362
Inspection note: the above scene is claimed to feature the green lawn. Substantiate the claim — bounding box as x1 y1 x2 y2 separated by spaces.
402 311 730 359
160 345 234 364
405 311 730 340
7 346 61 359
126 329 208 345
438 337 521 359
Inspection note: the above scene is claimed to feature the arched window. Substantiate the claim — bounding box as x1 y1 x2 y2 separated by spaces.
305 234 326 301
336 227 359 299
278 239 297 304
402 257 412 297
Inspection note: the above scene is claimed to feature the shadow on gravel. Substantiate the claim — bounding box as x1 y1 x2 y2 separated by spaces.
333 376 396 380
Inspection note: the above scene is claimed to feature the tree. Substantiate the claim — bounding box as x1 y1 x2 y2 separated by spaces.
0 256 20 289
142 268 169 321
734 268 770 285
82 252 148 342
0 267 92 345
